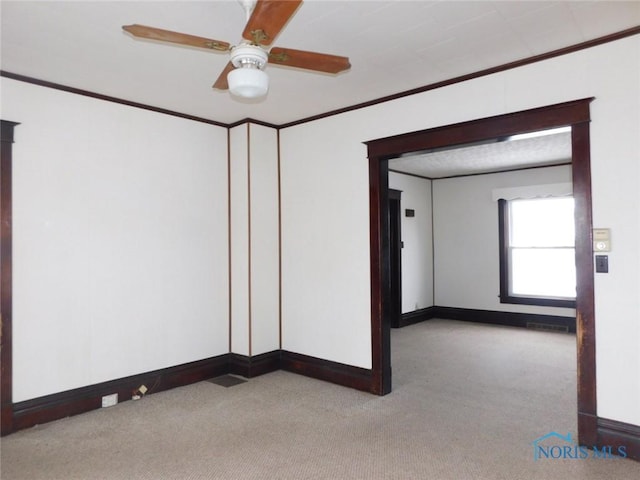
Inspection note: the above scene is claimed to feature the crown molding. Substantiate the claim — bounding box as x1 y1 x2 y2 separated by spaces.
2 26 639 130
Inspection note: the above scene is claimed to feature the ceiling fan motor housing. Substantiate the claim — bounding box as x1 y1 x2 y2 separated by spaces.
230 44 268 69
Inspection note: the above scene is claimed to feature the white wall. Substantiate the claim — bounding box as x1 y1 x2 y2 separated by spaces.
280 35 640 426
588 40 640 424
248 124 280 355
229 123 280 356
229 125 250 355
433 165 574 316
3 78 230 402
388 172 434 313
279 127 372 368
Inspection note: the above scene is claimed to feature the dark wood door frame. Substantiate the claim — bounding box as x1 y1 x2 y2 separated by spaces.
388 189 402 329
365 98 597 445
1 120 19 436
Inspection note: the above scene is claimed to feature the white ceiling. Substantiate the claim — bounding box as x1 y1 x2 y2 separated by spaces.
2 1 639 126
389 129 571 178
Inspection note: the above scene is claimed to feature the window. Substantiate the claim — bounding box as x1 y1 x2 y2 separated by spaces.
498 197 576 308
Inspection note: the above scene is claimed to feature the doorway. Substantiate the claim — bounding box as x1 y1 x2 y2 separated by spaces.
365 98 597 445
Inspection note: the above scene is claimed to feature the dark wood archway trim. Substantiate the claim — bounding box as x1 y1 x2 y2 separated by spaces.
572 120 597 445
1 120 19 436
366 99 592 159
368 156 391 394
365 98 596 443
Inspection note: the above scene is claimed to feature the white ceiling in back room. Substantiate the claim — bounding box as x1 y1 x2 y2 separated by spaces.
1 1 639 124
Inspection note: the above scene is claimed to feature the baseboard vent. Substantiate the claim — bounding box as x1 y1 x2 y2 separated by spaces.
207 375 247 388
527 322 569 333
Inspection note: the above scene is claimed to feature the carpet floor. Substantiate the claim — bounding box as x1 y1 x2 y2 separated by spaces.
1 319 639 479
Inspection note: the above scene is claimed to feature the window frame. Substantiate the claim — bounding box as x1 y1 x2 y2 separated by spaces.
498 198 577 308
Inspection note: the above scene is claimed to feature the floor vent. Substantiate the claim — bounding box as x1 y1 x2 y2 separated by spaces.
207 375 248 388
526 322 569 333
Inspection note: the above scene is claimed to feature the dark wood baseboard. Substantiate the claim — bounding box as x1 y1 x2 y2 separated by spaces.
433 306 576 333
12 355 229 432
280 350 373 393
396 306 437 328
7 350 376 434
597 417 640 461
228 351 281 378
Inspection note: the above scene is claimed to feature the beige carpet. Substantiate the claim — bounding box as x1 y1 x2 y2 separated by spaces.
2 319 639 479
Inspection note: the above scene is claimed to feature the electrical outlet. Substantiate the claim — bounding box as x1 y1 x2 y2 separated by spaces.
101 393 118 408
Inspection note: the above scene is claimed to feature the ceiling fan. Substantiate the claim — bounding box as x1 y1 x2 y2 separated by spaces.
122 0 351 99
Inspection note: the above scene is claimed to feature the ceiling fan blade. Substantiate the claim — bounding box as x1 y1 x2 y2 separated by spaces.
212 62 236 90
242 0 302 46
269 47 351 74
122 24 230 52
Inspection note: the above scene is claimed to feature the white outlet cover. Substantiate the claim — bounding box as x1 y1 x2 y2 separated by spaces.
101 393 118 408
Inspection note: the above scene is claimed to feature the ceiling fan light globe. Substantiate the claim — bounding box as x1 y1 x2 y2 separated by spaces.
228 67 269 98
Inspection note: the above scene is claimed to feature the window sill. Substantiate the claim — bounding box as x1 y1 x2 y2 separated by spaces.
500 295 576 308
